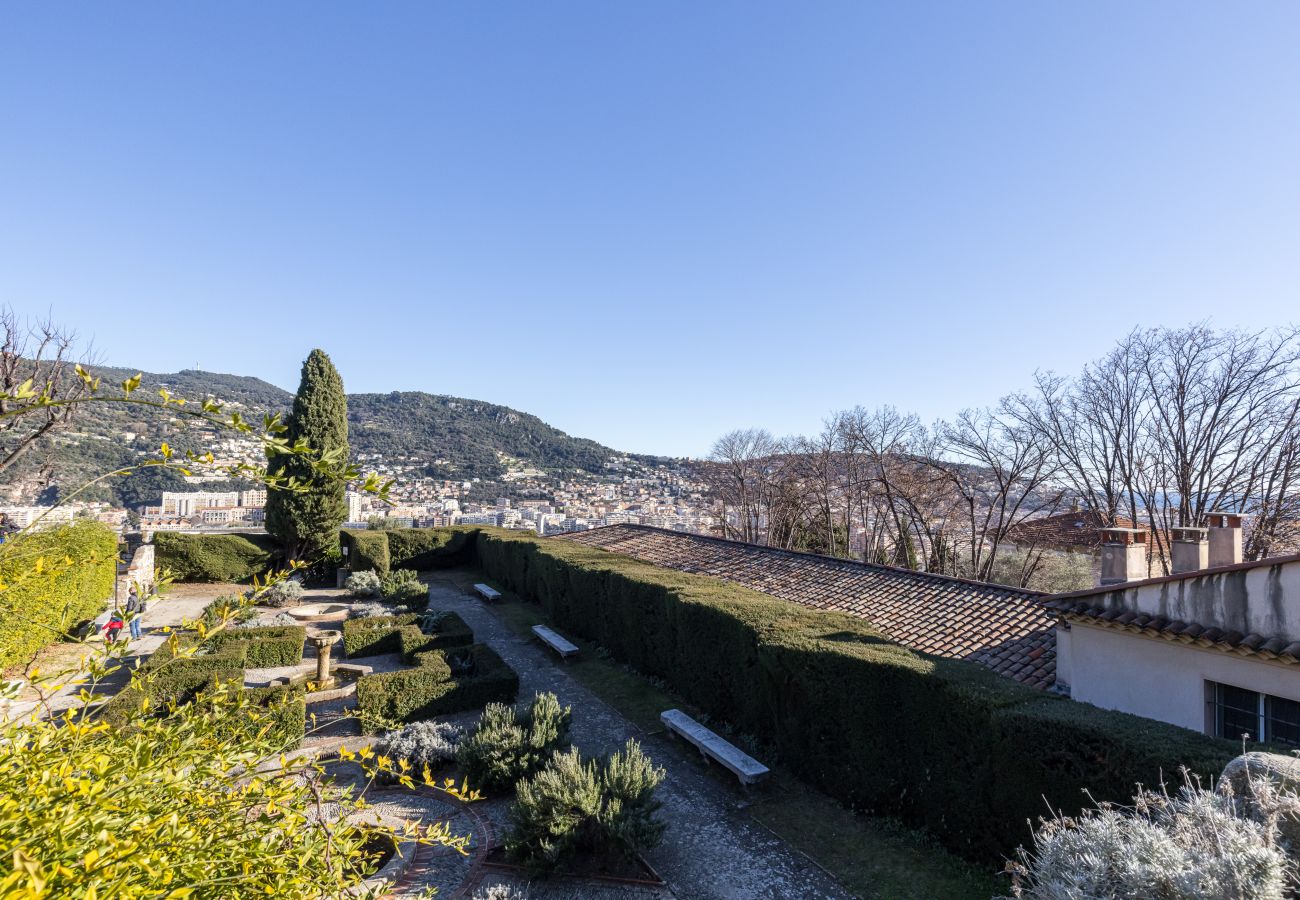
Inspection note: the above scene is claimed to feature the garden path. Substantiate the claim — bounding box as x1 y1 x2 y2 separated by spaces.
417 579 852 900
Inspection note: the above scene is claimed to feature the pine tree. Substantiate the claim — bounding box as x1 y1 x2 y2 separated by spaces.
265 349 349 561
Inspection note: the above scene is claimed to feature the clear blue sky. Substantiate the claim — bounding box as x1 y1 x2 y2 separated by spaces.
2 3 1298 458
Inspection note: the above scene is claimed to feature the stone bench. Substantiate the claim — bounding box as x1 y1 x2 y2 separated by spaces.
532 624 579 660
660 708 770 786
473 583 501 602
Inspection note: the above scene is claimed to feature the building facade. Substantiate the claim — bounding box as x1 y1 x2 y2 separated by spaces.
1049 516 1300 745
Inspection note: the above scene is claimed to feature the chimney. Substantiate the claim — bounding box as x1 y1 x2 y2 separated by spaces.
1171 526 1209 575
1206 511 1244 567
1099 527 1147 586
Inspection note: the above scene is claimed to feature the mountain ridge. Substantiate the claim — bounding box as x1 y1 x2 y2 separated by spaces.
6 363 672 505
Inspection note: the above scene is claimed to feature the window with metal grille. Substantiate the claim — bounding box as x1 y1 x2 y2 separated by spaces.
1209 682 1300 747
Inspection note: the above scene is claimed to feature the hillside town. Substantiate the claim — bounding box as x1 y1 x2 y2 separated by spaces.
1 450 719 539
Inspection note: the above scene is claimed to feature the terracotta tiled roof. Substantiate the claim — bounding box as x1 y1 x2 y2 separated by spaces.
556 524 1057 689
1007 510 1150 550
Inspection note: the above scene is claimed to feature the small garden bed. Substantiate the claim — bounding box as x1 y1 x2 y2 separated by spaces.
355 642 518 726
343 611 473 659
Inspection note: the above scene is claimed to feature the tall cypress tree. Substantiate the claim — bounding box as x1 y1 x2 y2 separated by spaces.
265 349 349 561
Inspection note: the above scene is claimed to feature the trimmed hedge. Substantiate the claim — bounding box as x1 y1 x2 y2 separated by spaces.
340 526 477 576
342 612 473 659
0 522 116 670
205 625 306 668
341 530 390 575
342 613 420 657
385 527 476 570
356 643 518 727
99 676 305 749
154 532 278 583
457 527 1242 863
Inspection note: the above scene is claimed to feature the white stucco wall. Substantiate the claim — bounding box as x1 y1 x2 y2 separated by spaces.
1097 559 1300 641
1065 622 1300 734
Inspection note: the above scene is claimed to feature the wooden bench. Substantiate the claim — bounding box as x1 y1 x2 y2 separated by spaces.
660 709 770 786
473 583 501 602
532 624 579 659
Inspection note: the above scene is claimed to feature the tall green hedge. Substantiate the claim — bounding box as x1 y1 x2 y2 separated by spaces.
0 522 117 669
456 527 1239 863
340 527 477 576
154 532 278 583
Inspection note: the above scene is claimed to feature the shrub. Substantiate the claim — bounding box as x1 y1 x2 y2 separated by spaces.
355 643 518 727
472 887 529 900
377 720 466 771
464 526 1242 863
507 739 665 874
341 530 390 575
206 625 306 668
457 692 572 793
0 522 116 669
348 601 394 619
343 613 420 657
200 594 256 630
1005 771 1297 899
345 570 382 598
154 532 278 583
224 683 308 749
384 527 476 570
235 611 299 628
343 612 472 659
381 568 426 603
340 526 478 576
260 579 304 608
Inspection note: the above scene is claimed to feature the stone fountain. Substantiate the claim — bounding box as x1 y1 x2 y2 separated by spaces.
310 630 341 690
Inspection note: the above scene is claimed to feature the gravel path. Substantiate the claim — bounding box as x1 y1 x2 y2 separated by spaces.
422 581 851 900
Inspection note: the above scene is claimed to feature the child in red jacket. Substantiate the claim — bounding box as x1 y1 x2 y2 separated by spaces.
103 612 124 644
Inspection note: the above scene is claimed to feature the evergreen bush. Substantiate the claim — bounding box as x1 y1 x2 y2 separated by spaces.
377 720 466 771
264 349 350 561
345 569 382 597
205 625 306 668
260 579 304 608
1005 771 1297 899
154 532 277 583
506 739 665 874
457 692 572 793
381 568 426 603
340 530 390 575
342 612 472 659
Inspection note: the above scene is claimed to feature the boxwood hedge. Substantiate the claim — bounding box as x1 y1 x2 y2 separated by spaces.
448 526 1240 863
355 643 518 727
340 526 477 576
342 612 472 659
205 625 306 668
154 532 278 583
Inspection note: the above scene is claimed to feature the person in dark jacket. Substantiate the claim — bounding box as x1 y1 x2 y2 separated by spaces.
124 587 145 640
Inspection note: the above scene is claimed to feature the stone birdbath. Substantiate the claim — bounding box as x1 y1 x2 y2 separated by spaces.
310 630 342 690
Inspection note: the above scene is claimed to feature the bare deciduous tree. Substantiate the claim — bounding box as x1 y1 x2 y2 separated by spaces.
0 308 94 477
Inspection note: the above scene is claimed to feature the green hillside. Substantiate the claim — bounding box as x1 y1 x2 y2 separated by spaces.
5 366 659 505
